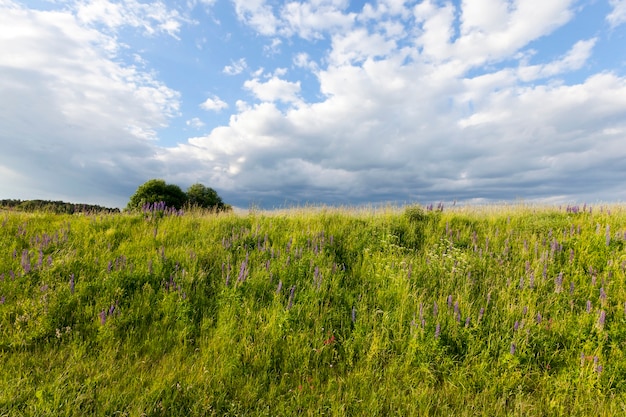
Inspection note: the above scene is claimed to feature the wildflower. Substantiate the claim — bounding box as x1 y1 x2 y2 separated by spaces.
276 280 283 294
351 306 356 324
0 296 4 304
606 225 611 246
21 250 31 274
287 285 296 310
454 301 460 322
555 272 563 293
447 295 453 309
99 310 107 325
536 312 542 324
599 287 607 303
465 317 470 327
478 307 485 321
598 310 606 328
433 301 438 317
434 323 440 339
586 300 592 313
570 281 575 295
510 343 516 355
513 321 519 331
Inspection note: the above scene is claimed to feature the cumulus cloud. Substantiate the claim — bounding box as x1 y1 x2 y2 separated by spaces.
4 0 626 208
156 0 626 207
0 1 179 206
200 96 228 111
243 75 302 105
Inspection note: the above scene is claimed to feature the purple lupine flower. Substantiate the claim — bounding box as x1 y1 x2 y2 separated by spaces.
529 272 535 289
569 249 575 263
598 310 606 328
351 306 356 324
99 310 107 325
69 273 75 294
0 296 4 304
606 225 611 246
433 301 438 317
519 275 524 290
522 306 528 316
454 301 460 322
447 295 453 309
276 280 283 294
570 281 575 295
287 285 296 310
265 259 271 272
510 343 516 355
478 307 485 321
586 300 592 313
465 317 471 327
536 312 542 324
237 257 248 283
599 287 607 303
514 321 519 331
109 304 116 316
21 250 31 274
434 323 440 339
555 272 563 293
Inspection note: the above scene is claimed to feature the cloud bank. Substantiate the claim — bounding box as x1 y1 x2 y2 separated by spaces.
1 0 626 208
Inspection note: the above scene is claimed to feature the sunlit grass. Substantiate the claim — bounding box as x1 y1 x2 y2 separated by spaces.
1 204 626 415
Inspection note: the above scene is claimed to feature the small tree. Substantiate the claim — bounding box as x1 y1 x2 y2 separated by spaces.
186 183 226 211
127 179 188 210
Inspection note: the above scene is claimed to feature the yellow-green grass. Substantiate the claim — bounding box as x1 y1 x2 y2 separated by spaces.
1 204 625 416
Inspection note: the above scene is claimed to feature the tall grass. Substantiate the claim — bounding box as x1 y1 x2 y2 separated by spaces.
1 204 626 416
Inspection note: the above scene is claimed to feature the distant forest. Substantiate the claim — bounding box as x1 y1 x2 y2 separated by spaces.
0 199 120 214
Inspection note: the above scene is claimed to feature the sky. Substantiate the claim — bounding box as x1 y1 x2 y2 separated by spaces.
1 0 626 209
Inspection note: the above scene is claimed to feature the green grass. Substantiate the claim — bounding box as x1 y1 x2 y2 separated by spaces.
1 204 626 416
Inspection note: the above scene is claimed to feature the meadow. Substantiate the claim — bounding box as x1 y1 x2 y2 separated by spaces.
1 203 626 416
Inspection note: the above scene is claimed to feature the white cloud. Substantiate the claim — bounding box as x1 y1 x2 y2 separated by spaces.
186 117 205 128
607 0 626 28
281 0 356 40
231 0 280 36
223 58 247 75
243 76 302 104
0 1 180 206
517 38 597 81
200 95 228 111
73 0 189 38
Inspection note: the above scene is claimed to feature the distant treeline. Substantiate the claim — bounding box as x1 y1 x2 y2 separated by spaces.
0 199 120 214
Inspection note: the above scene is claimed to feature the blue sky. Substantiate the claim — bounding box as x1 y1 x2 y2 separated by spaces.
1 0 626 208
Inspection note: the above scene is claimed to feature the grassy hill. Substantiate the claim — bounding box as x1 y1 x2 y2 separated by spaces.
1 204 625 416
